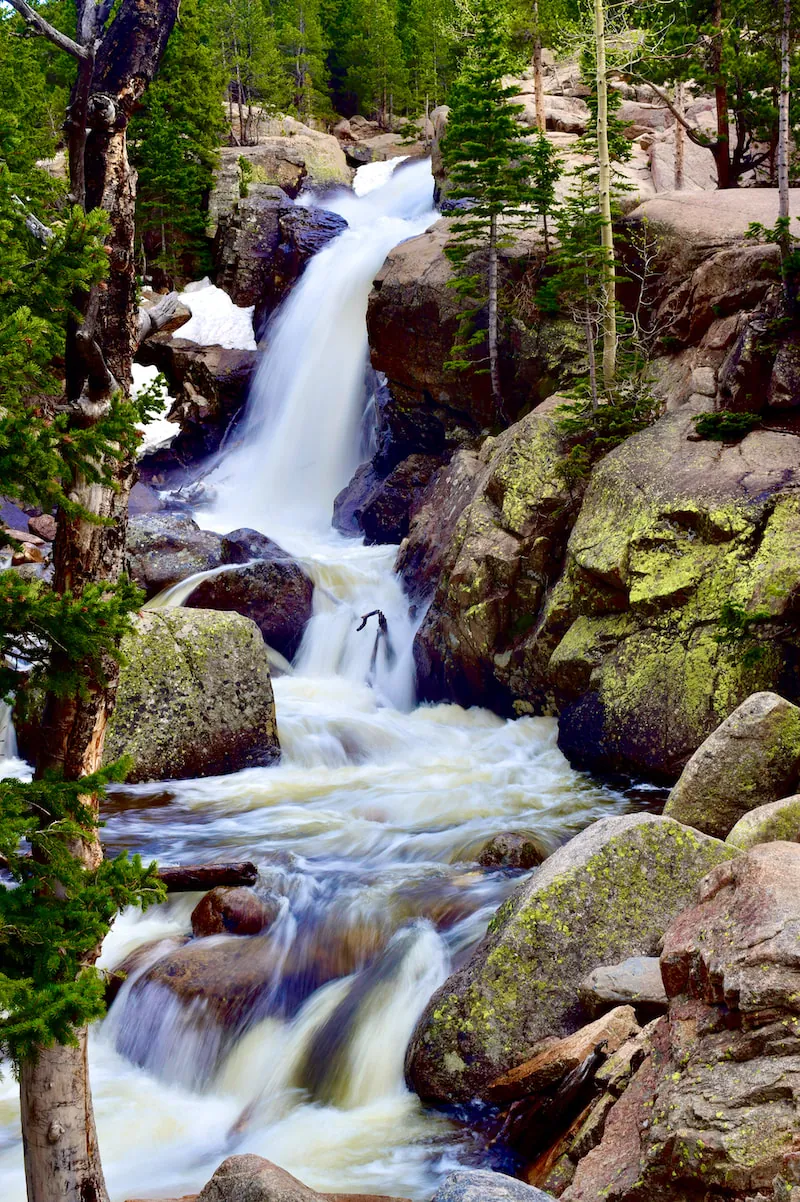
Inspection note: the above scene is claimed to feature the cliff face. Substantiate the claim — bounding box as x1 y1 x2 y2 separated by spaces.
366 190 800 780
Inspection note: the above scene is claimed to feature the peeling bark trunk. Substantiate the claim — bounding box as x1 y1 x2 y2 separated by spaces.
7 2 179 1199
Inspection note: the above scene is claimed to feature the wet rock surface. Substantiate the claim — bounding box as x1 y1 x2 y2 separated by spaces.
185 555 314 660
405 814 737 1102
104 609 280 782
191 887 281 937
477 831 548 871
126 513 224 599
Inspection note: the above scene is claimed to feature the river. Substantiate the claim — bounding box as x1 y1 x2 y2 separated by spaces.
0 158 636 1202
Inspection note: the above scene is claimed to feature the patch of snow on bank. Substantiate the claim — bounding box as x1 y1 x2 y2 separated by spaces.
177 278 257 350
132 363 181 456
353 156 409 198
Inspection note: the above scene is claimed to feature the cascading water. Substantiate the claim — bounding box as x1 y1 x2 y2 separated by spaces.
0 158 634 1201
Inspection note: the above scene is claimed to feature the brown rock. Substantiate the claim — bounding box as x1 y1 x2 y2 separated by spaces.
198 1156 317 1202
578 957 667 1019
27 513 57 541
477 831 548 871
191 887 280 937
489 1007 640 1103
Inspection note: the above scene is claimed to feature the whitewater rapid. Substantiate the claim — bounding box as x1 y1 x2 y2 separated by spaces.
0 158 633 1202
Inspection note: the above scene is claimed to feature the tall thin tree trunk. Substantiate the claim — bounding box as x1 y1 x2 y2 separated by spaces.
6 3 179 1198
585 314 599 412
711 0 731 188
777 0 791 227
533 0 545 134
488 214 502 414
593 0 616 389
674 80 685 190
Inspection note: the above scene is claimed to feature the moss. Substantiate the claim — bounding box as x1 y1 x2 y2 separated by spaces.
726 796 800 850
415 817 737 1097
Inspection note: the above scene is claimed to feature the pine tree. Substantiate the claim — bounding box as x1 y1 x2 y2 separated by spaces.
131 0 228 281
218 0 292 139
442 0 547 415
343 0 407 124
0 2 75 172
396 0 451 111
274 0 333 120
1 2 178 1198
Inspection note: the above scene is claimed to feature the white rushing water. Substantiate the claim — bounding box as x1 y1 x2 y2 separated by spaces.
0 159 635 1202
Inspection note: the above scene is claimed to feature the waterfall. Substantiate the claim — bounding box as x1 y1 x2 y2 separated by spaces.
0 158 633 1202
200 158 438 537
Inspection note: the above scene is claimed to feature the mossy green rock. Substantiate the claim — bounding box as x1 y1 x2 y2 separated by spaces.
405 813 737 1103
665 691 800 838
105 609 280 783
726 794 800 850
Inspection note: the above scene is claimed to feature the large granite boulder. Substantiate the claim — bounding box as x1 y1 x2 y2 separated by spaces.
367 219 582 455
334 453 442 544
664 692 800 838
207 118 351 233
126 513 223 599
432 1171 554 1202
405 813 737 1103
198 1157 318 1202
411 399 582 710
563 843 800 1202
104 609 280 782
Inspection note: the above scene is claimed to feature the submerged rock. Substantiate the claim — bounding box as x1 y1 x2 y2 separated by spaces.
663 691 800 838
191 887 280 937
477 831 548 871
405 813 737 1103
105 609 280 782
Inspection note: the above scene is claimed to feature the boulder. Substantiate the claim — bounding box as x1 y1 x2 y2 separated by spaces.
220 527 284 563
367 220 570 450
726 793 800 850
412 400 585 710
564 844 800 1202
213 187 347 334
104 609 280 783
405 813 737 1102
618 99 673 132
768 328 800 409
351 454 442 545
208 119 351 233
191 887 281 937
126 513 223 599
553 417 800 779
664 692 800 838
578 957 667 1019
198 1156 317 1202
431 1171 554 1202
137 338 259 471
185 557 314 660
477 831 548 871
28 513 56 542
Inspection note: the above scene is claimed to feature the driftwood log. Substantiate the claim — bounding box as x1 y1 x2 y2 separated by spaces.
156 861 258 891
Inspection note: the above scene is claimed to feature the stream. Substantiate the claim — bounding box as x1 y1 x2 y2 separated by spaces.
0 158 636 1201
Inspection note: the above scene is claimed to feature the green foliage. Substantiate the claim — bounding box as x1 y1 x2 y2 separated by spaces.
691 409 762 441
342 0 408 122
553 379 662 486
0 1 76 172
442 0 557 377
0 767 166 1065
0 156 162 1064
746 216 800 312
714 600 771 668
130 0 228 281
275 0 333 119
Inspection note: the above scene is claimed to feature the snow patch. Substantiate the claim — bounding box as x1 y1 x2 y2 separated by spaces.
132 363 181 456
177 279 257 350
